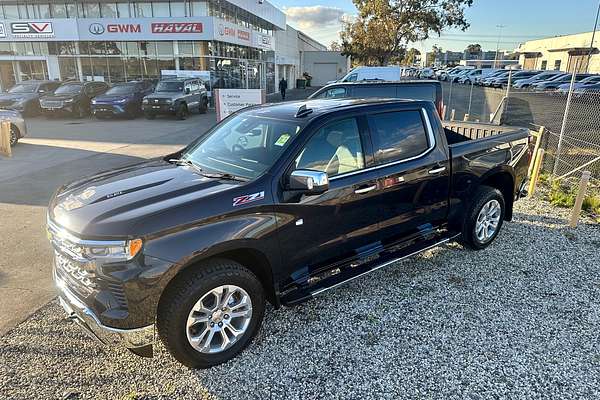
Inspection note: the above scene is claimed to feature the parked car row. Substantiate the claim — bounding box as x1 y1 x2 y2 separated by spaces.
425 66 600 93
0 78 209 121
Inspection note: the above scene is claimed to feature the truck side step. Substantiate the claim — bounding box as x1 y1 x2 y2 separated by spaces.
281 233 460 305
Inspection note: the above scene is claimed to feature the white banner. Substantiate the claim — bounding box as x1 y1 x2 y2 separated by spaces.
215 89 265 121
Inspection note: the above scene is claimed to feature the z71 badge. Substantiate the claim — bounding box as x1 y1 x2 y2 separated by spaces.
233 191 265 207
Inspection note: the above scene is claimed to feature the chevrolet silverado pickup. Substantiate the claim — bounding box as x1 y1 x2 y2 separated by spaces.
48 98 531 368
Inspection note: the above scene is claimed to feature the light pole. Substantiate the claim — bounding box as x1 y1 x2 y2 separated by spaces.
586 0 600 73
494 24 506 69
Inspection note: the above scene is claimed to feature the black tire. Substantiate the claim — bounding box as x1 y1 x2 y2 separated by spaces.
157 259 265 369
9 124 19 146
198 98 208 114
459 185 505 250
176 103 188 120
144 112 156 120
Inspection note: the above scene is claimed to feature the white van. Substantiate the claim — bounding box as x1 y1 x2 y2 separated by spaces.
333 66 407 83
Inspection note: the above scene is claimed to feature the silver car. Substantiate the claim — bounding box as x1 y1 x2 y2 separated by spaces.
0 109 27 146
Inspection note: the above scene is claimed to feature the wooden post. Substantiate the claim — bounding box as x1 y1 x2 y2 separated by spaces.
0 120 11 158
527 126 545 178
442 105 447 120
463 113 470 121
450 109 456 121
569 171 591 228
528 148 545 197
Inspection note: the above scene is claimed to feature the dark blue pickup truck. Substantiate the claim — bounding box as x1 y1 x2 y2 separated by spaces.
47 98 531 368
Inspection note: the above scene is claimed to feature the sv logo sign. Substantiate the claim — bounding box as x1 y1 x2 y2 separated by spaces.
11 22 54 35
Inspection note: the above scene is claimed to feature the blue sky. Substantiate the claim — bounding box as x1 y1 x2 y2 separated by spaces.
270 0 600 53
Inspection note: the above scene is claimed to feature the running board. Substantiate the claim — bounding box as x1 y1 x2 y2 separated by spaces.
281 233 460 305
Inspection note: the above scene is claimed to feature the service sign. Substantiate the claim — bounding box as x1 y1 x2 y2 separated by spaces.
215 89 265 121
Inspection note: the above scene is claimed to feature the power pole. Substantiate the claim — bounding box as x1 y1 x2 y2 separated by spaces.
494 25 506 69
586 0 600 73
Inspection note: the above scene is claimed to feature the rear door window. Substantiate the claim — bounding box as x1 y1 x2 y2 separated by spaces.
368 110 430 165
395 85 436 102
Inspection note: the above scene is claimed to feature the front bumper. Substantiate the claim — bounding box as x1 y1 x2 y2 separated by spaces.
55 269 155 350
142 104 176 114
92 104 128 115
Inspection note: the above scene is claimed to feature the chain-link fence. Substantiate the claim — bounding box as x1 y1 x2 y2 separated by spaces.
441 75 600 188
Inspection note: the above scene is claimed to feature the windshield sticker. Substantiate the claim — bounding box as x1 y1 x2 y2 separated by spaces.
233 191 265 207
274 134 290 146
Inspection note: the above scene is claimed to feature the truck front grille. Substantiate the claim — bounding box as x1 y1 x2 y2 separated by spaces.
42 100 63 108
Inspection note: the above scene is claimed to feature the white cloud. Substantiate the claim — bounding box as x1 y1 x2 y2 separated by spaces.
283 5 350 46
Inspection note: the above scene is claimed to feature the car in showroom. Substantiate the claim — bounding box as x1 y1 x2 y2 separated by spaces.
0 80 61 116
40 81 109 118
91 80 155 119
49 97 532 368
142 78 208 120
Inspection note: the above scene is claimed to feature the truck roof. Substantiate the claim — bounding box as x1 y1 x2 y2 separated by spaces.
251 98 426 121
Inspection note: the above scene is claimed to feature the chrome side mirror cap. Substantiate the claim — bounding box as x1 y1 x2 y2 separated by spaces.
289 170 329 194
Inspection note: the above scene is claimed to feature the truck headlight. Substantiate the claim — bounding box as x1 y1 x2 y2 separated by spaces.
64 98 74 103
83 239 143 261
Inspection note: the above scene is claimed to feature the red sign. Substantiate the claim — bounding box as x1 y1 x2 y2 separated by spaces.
107 24 140 33
237 30 250 41
151 22 203 34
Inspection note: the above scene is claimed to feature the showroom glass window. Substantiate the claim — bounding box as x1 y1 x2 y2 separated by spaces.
100 3 118 18
3 4 18 18
116 3 131 17
152 2 170 17
368 111 430 164
191 1 208 16
135 2 153 17
170 1 187 16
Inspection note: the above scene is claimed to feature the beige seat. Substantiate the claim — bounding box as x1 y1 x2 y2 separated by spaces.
325 130 363 174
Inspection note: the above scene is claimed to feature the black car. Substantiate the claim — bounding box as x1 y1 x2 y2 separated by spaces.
48 98 531 369
40 81 109 118
0 80 61 116
309 80 444 116
91 80 154 119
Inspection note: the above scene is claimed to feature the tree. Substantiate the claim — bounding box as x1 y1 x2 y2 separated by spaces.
403 48 421 65
466 43 482 54
426 45 442 66
340 0 473 66
329 41 343 52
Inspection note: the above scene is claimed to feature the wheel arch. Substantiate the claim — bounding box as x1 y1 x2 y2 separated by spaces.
479 170 515 220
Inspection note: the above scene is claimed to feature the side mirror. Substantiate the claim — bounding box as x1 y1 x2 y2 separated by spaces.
288 170 329 195
185 88 191 94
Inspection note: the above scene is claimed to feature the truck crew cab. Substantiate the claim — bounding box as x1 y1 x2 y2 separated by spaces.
48 98 531 368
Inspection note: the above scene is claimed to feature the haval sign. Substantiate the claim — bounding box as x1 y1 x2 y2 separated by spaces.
152 22 203 34
11 22 54 37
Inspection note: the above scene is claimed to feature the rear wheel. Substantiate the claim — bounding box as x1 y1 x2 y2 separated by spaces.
9 125 19 146
460 185 505 250
157 259 265 369
198 98 208 114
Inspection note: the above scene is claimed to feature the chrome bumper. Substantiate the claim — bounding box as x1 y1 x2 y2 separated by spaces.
55 271 155 350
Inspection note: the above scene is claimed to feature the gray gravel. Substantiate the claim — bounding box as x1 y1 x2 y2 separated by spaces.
1 197 600 400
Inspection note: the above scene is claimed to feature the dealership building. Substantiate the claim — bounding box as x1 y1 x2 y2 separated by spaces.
0 0 339 93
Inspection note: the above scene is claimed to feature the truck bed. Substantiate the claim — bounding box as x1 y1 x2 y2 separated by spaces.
442 121 529 156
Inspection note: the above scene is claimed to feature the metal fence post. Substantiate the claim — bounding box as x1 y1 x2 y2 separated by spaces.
553 68 578 176
467 79 474 117
447 78 454 114
505 68 512 98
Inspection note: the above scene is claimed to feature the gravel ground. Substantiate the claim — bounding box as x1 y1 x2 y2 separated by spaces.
1 196 600 400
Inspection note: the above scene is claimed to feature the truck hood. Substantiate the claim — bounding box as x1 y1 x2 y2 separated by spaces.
145 92 181 100
42 94 80 102
49 159 239 238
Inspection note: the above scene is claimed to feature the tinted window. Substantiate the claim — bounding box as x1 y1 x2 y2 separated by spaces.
295 118 365 177
395 86 436 102
315 87 347 98
353 86 396 98
369 111 429 164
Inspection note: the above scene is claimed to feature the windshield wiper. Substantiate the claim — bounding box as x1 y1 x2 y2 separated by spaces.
168 159 247 182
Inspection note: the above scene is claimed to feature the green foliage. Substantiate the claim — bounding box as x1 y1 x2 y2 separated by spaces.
340 0 473 66
546 179 600 222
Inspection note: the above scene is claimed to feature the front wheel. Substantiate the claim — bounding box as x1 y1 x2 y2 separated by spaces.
459 185 505 250
175 103 188 120
157 259 265 368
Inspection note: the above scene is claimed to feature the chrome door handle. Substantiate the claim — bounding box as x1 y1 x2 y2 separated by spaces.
354 185 377 194
428 167 446 175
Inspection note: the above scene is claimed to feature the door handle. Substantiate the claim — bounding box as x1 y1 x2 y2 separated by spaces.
428 166 446 175
354 185 377 194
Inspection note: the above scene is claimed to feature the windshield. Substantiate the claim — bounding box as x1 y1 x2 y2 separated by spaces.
8 84 37 94
55 84 82 95
106 84 136 95
156 81 183 92
181 113 303 179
